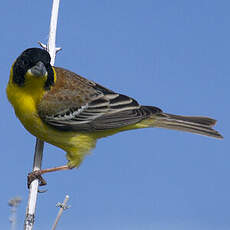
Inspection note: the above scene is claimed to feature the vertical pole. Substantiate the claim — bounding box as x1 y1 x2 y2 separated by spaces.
24 0 61 229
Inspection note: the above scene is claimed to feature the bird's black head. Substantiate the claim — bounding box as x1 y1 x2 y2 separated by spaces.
12 48 55 90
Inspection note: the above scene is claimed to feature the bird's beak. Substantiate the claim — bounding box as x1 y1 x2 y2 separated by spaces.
28 61 47 77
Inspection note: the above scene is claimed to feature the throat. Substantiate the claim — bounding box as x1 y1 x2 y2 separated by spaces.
8 81 46 117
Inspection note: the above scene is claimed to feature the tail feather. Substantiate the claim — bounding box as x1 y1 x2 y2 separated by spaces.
142 106 223 139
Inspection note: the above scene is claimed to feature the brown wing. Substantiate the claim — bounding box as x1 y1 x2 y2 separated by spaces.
38 67 162 131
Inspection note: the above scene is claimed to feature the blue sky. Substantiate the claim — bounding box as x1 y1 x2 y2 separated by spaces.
0 1 229 229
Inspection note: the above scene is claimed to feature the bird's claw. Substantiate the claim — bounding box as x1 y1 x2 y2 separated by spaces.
27 170 47 192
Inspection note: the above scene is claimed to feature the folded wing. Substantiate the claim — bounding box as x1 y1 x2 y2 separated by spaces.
38 67 161 131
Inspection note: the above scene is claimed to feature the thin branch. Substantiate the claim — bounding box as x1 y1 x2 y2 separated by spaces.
51 195 70 230
24 140 44 229
24 0 61 229
47 0 61 65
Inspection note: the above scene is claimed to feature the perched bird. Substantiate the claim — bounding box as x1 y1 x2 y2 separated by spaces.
7 48 222 185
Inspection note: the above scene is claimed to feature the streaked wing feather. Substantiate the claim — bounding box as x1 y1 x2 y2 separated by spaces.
93 106 162 130
42 93 142 131
38 67 162 131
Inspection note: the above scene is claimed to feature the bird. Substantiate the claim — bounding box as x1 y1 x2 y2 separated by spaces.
7 48 223 186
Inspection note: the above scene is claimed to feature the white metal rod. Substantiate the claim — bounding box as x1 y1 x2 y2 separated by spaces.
24 0 60 229
51 195 70 230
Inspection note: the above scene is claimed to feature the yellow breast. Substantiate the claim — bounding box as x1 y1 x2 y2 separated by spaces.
7 69 81 150
7 73 97 168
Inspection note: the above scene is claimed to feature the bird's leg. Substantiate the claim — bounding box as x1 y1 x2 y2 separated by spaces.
27 165 70 189
39 165 70 174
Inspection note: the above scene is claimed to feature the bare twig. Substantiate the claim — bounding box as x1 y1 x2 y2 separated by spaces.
24 139 44 229
24 0 61 229
9 197 22 230
51 195 70 230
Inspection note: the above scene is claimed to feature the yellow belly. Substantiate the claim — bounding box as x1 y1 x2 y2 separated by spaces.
17 106 97 167
7 82 97 167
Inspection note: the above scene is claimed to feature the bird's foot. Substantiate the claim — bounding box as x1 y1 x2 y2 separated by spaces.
27 165 70 191
27 170 47 190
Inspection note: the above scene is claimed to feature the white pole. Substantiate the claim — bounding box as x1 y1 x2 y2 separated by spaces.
51 195 70 230
47 0 60 65
24 1 61 229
